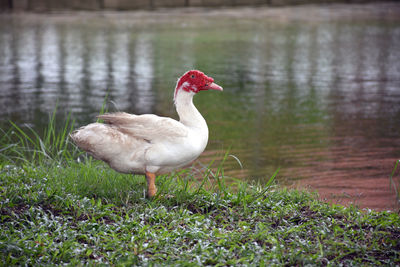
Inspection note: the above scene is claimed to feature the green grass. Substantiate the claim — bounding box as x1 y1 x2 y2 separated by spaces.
0 116 399 266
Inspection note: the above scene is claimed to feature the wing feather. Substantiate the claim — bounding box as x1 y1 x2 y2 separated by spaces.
97 112 188 141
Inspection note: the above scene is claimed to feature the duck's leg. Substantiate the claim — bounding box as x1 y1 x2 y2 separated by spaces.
145 172 157 198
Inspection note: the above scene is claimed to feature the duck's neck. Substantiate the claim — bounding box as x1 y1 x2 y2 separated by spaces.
174 87 207 131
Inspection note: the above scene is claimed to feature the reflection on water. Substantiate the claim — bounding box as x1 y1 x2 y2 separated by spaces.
1 4 400 210
133 34 154 113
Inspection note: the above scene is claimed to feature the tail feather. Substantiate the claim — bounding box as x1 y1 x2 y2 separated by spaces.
97 112 134 125
69 122 149 174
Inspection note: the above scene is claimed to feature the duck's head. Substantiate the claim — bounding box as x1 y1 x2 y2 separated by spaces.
174 70 223 101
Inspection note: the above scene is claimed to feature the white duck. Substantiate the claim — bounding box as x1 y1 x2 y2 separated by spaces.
70 70 223 198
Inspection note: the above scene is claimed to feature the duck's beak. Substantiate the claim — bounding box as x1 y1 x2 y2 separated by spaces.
201 82 223 91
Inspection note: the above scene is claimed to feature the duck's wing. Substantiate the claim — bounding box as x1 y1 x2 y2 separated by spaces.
98 112 188 141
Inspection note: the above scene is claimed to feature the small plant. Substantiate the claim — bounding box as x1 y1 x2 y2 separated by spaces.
390 159 400 206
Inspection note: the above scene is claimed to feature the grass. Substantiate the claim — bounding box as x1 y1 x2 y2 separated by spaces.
390 159 400 206
0 115 400 266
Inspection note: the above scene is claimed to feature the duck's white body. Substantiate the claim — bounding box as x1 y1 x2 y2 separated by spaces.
70 70 222 197
72 90 208 174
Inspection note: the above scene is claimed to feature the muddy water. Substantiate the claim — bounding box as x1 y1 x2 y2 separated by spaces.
1 3 400 210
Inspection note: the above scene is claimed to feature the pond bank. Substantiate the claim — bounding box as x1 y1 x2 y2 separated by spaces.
1 119 399 264
1 162 399 265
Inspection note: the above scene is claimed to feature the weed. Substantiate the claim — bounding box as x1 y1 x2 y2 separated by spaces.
2 112 80 165
390 159 400 206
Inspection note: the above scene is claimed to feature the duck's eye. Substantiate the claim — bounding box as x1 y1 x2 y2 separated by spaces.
191 75 195 79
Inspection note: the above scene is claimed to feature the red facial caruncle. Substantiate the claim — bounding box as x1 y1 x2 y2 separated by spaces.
174 70 223 100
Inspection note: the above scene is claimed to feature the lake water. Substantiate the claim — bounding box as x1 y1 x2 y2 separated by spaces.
1 3 400 211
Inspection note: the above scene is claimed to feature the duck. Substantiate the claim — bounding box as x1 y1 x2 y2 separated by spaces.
70 70 223 198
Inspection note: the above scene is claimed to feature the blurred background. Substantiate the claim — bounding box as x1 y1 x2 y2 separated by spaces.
1 1 400 210
0 0 396 11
